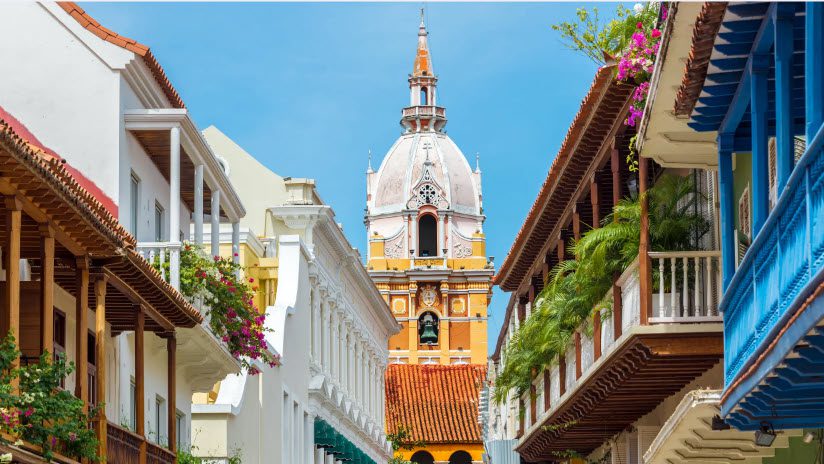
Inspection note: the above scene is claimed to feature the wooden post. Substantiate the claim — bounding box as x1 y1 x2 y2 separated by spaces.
556 237 565 262
638 157 651 325
167 335 176 454
39 224 55 356
558 355 566 396
94 275 108 459
611 145 621 208
572 209 581 241
3 197 21 387
590 179 600 228
75 256 89 408
613 273 623 339
542 369 551 411
574 331 582 379
135 306 146 464
593 310 602 361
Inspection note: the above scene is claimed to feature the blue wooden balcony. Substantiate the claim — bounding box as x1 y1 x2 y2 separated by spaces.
686 2 824 430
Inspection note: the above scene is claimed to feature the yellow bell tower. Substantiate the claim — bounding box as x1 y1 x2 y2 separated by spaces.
364 11 493 367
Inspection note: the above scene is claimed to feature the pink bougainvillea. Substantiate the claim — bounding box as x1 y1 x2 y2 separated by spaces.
616 20 662 127
179 244 281 373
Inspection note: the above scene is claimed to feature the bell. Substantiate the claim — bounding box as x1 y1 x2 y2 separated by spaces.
420 323 438 344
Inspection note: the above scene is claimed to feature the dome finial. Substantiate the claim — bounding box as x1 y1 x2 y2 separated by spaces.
475 152 481 173
367 149 374 173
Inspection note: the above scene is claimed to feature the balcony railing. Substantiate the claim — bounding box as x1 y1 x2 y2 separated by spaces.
136 242 181 290
525 249 722 427
402 105 446 118
107 422 175 464
723 125 824 388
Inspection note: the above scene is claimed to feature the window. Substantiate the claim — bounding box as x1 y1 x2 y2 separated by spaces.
88 332 97 406
420 87 428 105
176 410 185 449
54 311 66 387
154 396 166 445
130 378 137 431
411 451 435 464
448 451 472 464
417 214 437 257
154 202 165 242
130 172 140 235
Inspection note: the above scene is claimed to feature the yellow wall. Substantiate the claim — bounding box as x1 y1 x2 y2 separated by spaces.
395 443 484 462
368 233 491 365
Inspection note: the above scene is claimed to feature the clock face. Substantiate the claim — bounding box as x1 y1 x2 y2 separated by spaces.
421 285 438 307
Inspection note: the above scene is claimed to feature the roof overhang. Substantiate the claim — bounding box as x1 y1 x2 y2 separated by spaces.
637 2 719 169
644 389 799 463
124 109 246 222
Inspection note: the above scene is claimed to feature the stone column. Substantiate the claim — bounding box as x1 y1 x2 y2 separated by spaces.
194 165 204 245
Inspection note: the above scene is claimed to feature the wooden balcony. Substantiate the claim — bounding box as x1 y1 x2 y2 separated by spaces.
107 422 176 464
516 251 724 462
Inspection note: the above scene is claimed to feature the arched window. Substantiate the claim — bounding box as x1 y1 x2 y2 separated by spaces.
420 87 428 105
449 450 472 464
411 451 435 464
418 214 437 257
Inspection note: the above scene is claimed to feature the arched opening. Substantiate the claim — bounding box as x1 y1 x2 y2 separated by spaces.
411 451 435 464
449 450 472 464
418 214 437 257
418 311 439 345
420 87 428 105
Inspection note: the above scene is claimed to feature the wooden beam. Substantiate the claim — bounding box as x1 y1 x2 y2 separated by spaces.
572 209 581 241
167 335 177 455
3 196 21 387
613 275 623 340
638 157 651 325
94 275 108 459
610 146 621 209
39 224 54 356
75 256 89 410
543 369 551 411
590 179 600 228
559 355 567 396
135 307 147 464
103 268 175 333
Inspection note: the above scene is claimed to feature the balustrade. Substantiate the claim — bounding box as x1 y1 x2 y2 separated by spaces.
527 249 722 429
136 242 181 289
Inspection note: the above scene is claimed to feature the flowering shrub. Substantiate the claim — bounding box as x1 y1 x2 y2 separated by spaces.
617 18 662 127
178 244 280 373
0 333 99 461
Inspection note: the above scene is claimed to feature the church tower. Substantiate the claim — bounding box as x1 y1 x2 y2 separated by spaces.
365 12 492 367
367 14 492 463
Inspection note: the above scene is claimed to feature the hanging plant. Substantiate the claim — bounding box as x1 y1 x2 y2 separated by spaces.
177 244 280 373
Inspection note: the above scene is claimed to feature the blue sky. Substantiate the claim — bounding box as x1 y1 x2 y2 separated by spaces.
83 2 603 354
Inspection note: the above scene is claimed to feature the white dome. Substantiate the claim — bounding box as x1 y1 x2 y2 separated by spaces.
369 131 481 217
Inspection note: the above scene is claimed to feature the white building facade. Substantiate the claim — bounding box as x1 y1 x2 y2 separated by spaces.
192 127 397 464
0 1 247 455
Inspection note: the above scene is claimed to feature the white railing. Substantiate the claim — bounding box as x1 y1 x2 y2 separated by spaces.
401 106 446 118
648 250 721 322
528 250 723 427
136 242 181 290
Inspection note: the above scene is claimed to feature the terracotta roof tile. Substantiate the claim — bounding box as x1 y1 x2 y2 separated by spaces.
385 364 486 444
673 2 728 116
494 66 634 291
57 2 185 109
0 108 202 327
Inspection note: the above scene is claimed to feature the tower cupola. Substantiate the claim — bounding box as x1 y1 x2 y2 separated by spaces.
402 10 447 133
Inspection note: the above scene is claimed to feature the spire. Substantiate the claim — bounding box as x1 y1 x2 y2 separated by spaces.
413 9 433 77
475 152 481 173
367 149 374 173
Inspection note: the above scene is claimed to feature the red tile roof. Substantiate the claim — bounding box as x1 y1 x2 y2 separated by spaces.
385 364 486 443
673 2 728 116
58 2 186 110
